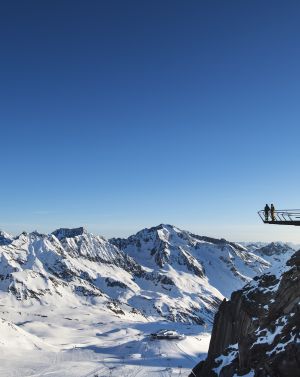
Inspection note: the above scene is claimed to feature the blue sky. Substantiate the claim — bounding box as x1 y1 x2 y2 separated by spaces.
1 1 300 242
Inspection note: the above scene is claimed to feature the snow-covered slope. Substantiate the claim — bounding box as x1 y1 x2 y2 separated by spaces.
0 317 53 352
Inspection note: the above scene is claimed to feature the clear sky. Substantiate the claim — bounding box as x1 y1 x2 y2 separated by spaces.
1 1 300 242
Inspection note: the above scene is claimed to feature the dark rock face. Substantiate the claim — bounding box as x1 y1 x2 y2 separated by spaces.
105 277 128 289
190 250 300 377
52 227 86 239
255 242 293 257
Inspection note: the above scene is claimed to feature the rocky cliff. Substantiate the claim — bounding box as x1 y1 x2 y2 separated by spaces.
190 250 300 377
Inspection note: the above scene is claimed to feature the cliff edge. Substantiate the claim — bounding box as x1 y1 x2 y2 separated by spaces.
190 250 300 377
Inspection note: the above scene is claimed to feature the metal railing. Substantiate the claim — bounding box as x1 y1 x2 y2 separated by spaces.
258 209 300 224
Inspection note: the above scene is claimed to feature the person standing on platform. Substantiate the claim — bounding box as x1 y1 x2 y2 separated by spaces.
264 204 270 221
271 203 276 221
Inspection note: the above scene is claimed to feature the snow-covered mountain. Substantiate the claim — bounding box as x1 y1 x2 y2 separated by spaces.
0 228 146 320
0 230 13 246
110 225 292 298
241 241 296 276
0 224 295 326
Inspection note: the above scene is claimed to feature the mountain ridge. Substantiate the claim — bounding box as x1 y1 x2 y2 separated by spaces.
0 224 295 325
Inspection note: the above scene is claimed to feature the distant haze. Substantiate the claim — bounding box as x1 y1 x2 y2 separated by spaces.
2 222 300 245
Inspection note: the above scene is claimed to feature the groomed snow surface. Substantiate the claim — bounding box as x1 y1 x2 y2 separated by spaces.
0 293 209 377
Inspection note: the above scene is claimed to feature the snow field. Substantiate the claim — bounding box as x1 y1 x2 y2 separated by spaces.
0 296 210 377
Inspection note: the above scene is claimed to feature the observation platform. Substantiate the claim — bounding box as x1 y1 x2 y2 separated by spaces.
258 209 300 226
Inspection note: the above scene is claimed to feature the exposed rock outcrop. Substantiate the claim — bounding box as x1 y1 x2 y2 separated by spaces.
190 250 300 377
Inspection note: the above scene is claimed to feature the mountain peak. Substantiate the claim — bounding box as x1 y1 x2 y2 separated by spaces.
139 224 184 239
0 230 13 245
51 226 87 240
0 230 12 238
144 224 178 233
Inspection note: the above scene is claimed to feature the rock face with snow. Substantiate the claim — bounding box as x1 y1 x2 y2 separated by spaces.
51 227 143 275
0 228 144 318
189 250 300 377
111 225 278 298
0 231 13 246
